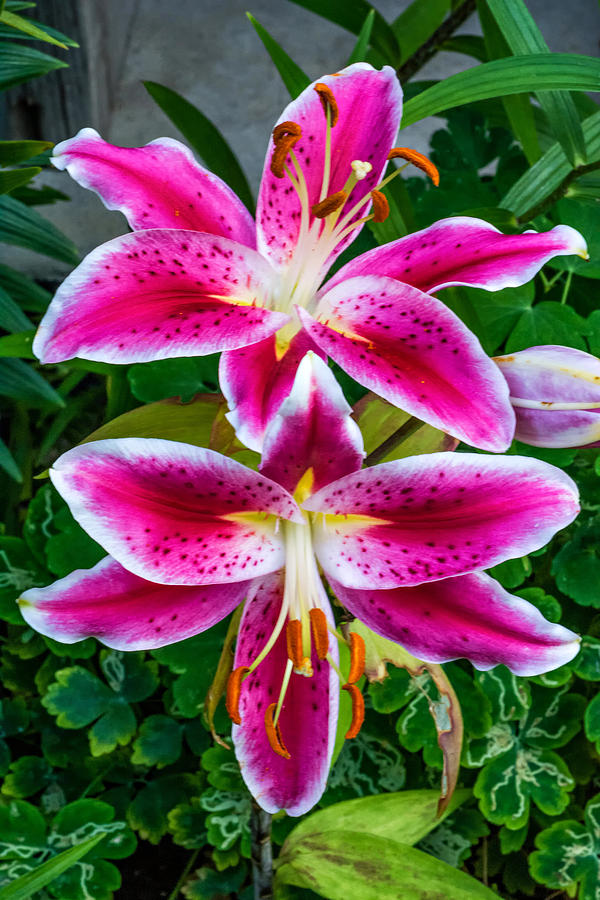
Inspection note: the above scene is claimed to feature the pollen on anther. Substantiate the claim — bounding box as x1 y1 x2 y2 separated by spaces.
343 683 365 739
309 608 329 660
311 190 347 219
347 632 366 684
388 147 440 186
286 619 304 668
226 665 249 725
265 702 291 759
314 83 339 126
370 189 389 223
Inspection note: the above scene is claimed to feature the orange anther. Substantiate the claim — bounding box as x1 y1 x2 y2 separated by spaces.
286 619 304 669
388 147 440 186
272 121 302 143
226 665 249 725
343 683 365 739
311 190 347 219
370 189 389 223
309 608 329 660
347 632 366 685
314 83 339 127
265 702 291 758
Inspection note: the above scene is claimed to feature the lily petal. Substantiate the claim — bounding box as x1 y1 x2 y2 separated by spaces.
232 573 339 816
52 128 256 246
260 352 364 496
220 330 325 453
304 452 579 589
19 556 250 650
326 217 587 294
298 275 515 452
50 438 302 585
34 230 285 364
329 571 580 676
256 63 402 273
495 345 600 448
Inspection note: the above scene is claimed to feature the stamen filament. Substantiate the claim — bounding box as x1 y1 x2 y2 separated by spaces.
326 652 345 684
320 104 333 201
343 683 365 739
265 701 291 758
246 591 290 676
274 657 294 726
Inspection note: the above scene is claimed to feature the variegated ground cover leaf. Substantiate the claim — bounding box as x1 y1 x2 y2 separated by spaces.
530 794 600 899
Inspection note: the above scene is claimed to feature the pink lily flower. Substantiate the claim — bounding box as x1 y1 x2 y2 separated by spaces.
35 64 586 453
20 353 580 814
495 345 600 448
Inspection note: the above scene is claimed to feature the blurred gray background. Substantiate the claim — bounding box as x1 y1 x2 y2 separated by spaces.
3 0 600 277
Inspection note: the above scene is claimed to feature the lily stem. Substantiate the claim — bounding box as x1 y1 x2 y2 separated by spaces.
167 848 200 900
251 801 273 900
397 0 476 82
364 416 424 467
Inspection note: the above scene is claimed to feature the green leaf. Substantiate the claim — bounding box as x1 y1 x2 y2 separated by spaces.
530 797 600 896
1 755 51 797
505 301 588 353
485 0 586 167
128 356 218 403
0 359 65 407
523 685 585 749
275 831 499 899
88 699 136 756
131 715 182 768
0 833 106 900
487 556 531 589
0 437 21 483
127 774 202 844
287 0 400 63
0 284 33 332
501 111 600 218
0 195 79 264
584 693 600 746
0 9 68 47
143 80 254 212
246 14 310 98
42 667 113 728
347 9 374 65
284 789 469 852
0 166 40 194
441 34 488 62
392 0 449 66
402 54 600 128
0 42 67 90
476 667 530 723
552 523 600 606
0 264 51 312
572 637 600 681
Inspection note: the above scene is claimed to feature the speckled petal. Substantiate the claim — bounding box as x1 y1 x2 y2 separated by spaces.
256 63 402 272
50 438 302 585
19 556 250 650
52 128 256 245
330 571 580 676
34 230 285 364
298 275 515 452
232 573 339 816
260 353 364 495
304 452 579 589
325 218 587 294
220 329 325 453
495 345 600 448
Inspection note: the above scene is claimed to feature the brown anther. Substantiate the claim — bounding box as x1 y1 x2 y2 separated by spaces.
388 147 440 186
225 665 249 725
370 189 389 223
286 619 304 669
311 190 347 219
265 702 291 758
343 683 365 739
309 608 329 660
347 632 366 685
314 83 339 127
270 124 302 179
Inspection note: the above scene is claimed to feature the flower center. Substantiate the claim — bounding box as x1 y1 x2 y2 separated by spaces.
226 512 366 757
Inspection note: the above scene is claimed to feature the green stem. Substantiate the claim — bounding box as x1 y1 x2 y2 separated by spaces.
167 848 200 900
517 159 600 223
397 0 477 82
560 270 573 305
364 417 424 467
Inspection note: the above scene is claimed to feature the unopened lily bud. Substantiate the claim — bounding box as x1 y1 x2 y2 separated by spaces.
494 345 600 448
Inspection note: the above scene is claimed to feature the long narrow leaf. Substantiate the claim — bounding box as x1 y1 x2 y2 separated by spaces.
485 0 586 166
0 284 33 332
0 437 22 482
247 13 310 98
501 110 600 217
0 833 105 900
287 0 400 63
0 359 64 407
0 166 40 194
440 35 488 62
347 9 375 64
392 0 450 65
402 54 600 128
0 9 68 47
0 265 51 312
0 195 79 265
0 140 52 165
143 81 254 212
0 42 67 91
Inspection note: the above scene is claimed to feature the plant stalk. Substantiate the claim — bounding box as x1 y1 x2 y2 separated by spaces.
251 801 273 900
364 416 424 467
397 0 477 82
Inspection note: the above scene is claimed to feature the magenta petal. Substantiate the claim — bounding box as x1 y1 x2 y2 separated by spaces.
299 275 515 452
50 438 302 585
495 345 600 448
304 452 579 589
256 63 402 272
33 230 286 364
19 556 249 650
232 573 339 815
329 571 580 676
220 329 325 452
326 217 587 294
52 128 256 246
260 352 364 495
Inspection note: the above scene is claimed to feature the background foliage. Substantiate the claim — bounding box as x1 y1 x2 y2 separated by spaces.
1 0 600 897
